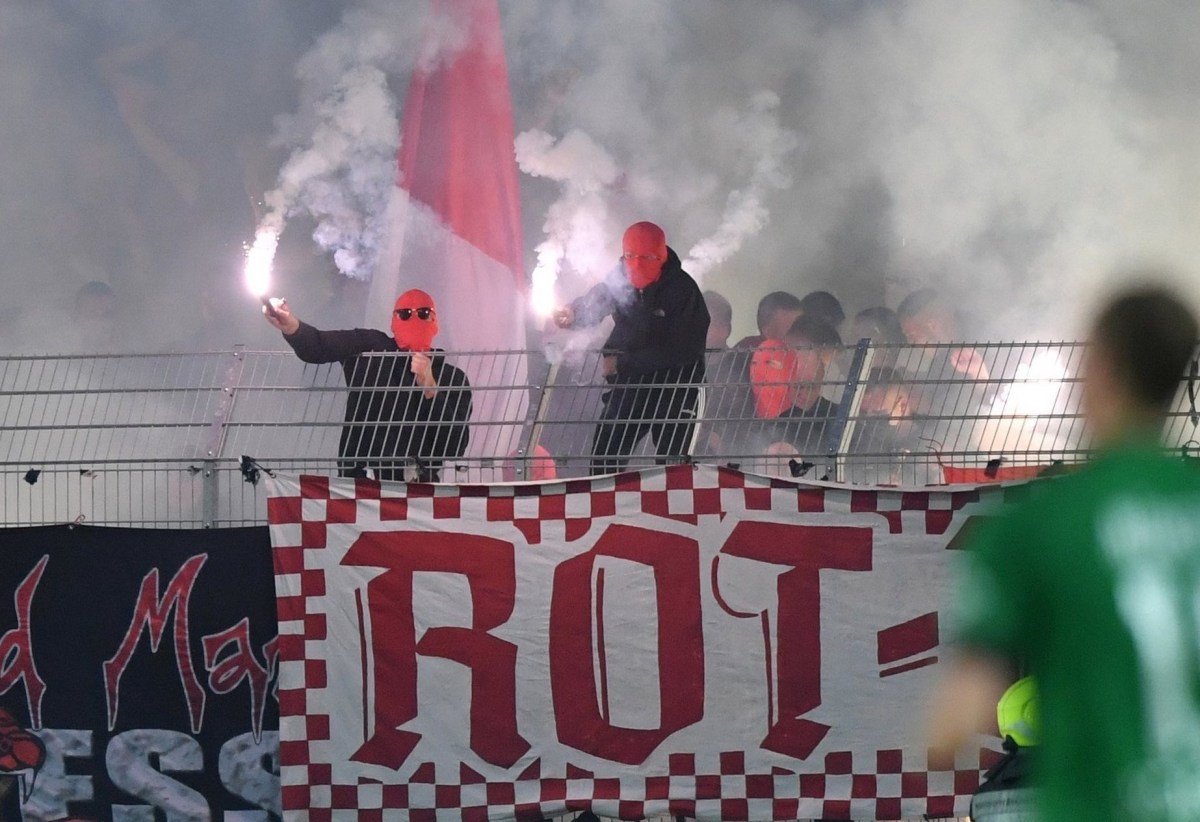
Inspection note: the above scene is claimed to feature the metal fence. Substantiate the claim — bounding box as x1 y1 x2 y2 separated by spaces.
2 342 1197 527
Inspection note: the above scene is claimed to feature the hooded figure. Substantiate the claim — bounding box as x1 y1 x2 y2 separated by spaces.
554 221 710 474
265 289 472 482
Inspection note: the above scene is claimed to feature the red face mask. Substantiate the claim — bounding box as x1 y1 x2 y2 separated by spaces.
390 289 439 352
749 340 799 418
621 221 668 289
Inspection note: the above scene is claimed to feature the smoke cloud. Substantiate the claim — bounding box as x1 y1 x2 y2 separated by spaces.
515 128 621 314
263 1 429 280
682 91 800 279
2 0 1199 353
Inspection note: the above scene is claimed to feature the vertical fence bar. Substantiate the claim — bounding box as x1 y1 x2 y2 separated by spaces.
515 351 557 481
829 339 874 483
202 346 247 528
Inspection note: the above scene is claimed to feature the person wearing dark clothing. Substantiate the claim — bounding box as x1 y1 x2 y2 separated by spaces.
554 222 709 475
732 290 803 350
769 395 841 457
264 289 471 482
752 315 843 474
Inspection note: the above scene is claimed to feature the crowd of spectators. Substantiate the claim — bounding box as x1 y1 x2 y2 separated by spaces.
691 284 1011 485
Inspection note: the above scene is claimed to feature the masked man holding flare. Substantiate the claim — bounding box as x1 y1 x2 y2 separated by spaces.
264 289 472 482
554 221 710 475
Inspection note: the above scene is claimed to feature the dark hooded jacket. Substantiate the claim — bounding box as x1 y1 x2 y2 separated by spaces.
283 322 471 474
568 247 709 385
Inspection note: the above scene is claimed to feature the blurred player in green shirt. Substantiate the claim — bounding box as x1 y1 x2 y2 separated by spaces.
929 284 1200 821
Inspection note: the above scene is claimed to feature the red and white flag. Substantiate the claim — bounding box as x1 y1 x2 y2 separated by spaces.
369 0 527 471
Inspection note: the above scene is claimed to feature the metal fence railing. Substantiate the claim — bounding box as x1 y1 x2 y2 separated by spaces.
3 343 1198 527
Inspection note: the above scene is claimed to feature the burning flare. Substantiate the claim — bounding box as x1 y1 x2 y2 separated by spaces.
530 246 560 318
243 227 279 299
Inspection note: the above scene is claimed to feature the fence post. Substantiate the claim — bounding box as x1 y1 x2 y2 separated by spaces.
513 348 558 481
202 347 247 527
828 339 874 483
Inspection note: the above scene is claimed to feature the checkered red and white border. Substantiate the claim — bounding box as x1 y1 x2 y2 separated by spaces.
267 464 1014 821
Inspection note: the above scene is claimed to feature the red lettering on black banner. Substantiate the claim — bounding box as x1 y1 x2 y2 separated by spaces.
203 618 271 742
103 555 208 733
0 555 49 728
550 524 705 765
343 531 528 770
717 522 873 759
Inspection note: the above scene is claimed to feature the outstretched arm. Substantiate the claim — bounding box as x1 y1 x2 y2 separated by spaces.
267 304 387 365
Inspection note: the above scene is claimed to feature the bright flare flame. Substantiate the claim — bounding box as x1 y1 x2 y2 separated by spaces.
243 228 279 298
530 249 559 318
992 350 1068 417
976 350 1073 456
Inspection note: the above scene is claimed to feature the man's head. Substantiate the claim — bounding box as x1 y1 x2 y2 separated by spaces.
622 221 668 289
391 289 439 351
897 288 959 345
703 290 733 349
755 291 803 340
784 314 842 411
1084 285 1198 443
852 306 906 345
750 342 800 418
799 290 846 330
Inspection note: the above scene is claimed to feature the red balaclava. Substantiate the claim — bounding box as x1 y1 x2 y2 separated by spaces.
390 289 439 351
749 340 800 418
622 221 668 289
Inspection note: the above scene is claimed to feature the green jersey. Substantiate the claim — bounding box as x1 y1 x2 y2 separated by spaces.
954 438 1200 822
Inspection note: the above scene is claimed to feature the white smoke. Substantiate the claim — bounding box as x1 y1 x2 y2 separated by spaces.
515 128 621 314
683 91 800 279
503 1 1200 339
261 0 461 281
5 1 1200 353
803 0 1198 335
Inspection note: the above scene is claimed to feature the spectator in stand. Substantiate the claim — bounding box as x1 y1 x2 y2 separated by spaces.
846 365 934 485
734 291 804 350
852 305 907 344
263 289 472 482
754 315 844 475
897 288 990 383
895 288 995 462
798 290 846 334
554 221 709 475
851 305 908 369
799 290 848 403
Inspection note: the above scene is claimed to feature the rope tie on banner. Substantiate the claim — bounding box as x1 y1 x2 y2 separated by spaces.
240 455 276 486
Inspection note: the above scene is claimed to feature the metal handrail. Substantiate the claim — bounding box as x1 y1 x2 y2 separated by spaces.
3 342 1198 527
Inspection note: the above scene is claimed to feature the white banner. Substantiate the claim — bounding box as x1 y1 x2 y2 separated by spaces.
266 465 1012 820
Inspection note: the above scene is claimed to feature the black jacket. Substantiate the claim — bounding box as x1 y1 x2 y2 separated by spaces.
283 322 471 470
569 248 709 384
760 396 843 457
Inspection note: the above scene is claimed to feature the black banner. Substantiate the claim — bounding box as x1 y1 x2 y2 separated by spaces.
0 525 279 821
